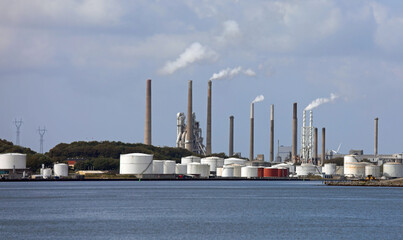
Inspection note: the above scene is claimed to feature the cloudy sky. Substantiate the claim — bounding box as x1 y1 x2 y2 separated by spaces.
1 0 403 157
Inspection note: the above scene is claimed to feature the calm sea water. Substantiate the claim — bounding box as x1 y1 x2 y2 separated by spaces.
0 180 402 239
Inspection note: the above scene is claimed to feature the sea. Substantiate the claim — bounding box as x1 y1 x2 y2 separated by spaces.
0 180 401 239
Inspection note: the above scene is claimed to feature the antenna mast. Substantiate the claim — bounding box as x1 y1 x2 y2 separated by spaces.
38 127 47 154
14 118 23 146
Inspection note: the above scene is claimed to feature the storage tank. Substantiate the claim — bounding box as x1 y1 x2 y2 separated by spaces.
175 164 187 175
187 163 209 178
42 168 52 179
323 163 337 175
365 165 381 178
120 153 153 174
383 162 403 178
272 163 295 174
224 158 247 165
0 153 26 169
232 164 243 177
296 163 317 176
201 157 224 172
181 156 201 164
344 162 369 177
257 167 264 178
216 167 223 177
264 167 278 177
163 160 176 174
222 166 234 177
344 155 359 165
53 163 68 177
152 160 164 174
241 166 258 178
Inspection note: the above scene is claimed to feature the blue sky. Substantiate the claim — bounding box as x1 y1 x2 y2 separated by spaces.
1 0 403 157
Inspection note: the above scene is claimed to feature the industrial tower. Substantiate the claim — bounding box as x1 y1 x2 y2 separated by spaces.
14 118 23 146
38 127 47 154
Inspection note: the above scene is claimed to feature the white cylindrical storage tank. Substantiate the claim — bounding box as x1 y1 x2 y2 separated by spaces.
241 166 258 178
187 163 210 178
272 163 295 174
0 153 26 169
222 166 234 177
232 164 243 177
365 165 381 178
201 157 224 172
344 155 359 165
175 164 187 175
216 167 223 177
163 160 176 174
383 162 403 178
344 162 368 178
120 153 153 174
152 160 164 174
224 158 247 165
42 168 52 179
324 163 337 175
181 156 201 165
296 163 317 176
54 163 68 177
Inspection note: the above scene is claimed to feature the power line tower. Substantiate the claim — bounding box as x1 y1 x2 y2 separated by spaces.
14 118 23 146
38 127 47 154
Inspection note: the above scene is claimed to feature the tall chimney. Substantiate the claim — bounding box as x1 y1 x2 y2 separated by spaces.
206 80 212 155
292 103 298 163
144 79 151 145
314 128 318 165
270 104 274 162
229 115 234 156
321 128 326 166
249 103 254 161
185 80 193 152
374 117 378 157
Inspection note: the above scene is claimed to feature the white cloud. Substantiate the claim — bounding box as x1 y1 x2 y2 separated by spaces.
159 42 218 75
217 20 241 43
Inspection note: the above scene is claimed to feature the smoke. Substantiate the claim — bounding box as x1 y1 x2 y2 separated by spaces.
209 66 256 80
252 95 264 103
160 42 217 75
305 93 338 110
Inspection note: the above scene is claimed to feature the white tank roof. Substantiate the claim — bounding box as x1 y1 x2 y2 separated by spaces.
121 153 153 157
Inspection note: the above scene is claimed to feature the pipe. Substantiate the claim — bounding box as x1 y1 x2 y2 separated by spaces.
249 103 254 161
292 103 298 163
270 104 274 162
185 80 193 152
144 79 151 145
206 80 212 155
321 128 325 166
229 115 234 156
375 117 378 157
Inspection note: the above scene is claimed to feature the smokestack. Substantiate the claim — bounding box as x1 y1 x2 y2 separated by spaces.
249 103 254 161
144 79 151 145
270 104 274 162
321 128 325 166
206 80 212 155
292 103 298 163
185 80 193 152
374 117 378 157
314 128 318 165
229 115 234 156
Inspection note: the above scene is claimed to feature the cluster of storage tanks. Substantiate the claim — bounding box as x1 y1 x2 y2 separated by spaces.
343 155 403 178
40 163 69 179
119 153 294 178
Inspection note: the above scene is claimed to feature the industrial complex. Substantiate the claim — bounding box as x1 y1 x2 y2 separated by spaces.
1 78 403 182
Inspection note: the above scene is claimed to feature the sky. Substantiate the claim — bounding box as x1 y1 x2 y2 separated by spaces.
1 0 403 158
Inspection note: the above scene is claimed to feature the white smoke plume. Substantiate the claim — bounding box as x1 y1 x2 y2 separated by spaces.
160 42 217 75
252 95 264 103
305 93 338 111
209 66 256 81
